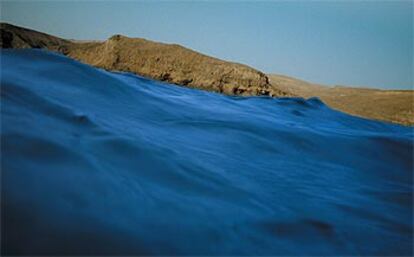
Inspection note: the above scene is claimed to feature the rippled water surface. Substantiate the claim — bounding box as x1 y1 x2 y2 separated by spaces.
1 50 413 255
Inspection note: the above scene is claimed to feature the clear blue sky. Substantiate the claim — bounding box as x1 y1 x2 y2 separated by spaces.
1 1 413 89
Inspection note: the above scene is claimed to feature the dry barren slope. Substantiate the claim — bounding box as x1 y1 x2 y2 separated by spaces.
268 74 414 126
0 23 289 97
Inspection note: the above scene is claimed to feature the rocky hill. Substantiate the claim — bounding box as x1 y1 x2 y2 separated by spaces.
2 23 412 125
0 23 289 97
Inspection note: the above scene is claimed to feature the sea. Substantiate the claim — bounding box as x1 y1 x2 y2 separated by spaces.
1 49 413 255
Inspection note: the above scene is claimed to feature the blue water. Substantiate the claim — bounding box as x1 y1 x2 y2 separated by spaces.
1 49 413 255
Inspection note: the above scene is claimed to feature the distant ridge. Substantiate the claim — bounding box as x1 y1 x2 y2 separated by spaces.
0 22 290 97
268 74 414 125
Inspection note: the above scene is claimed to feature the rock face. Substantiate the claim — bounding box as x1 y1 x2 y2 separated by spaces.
1 23 290 97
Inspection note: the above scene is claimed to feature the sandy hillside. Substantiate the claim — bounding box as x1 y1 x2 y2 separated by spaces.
268 74 414 125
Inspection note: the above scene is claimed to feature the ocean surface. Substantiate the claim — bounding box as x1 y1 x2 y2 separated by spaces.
1 49 413 255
